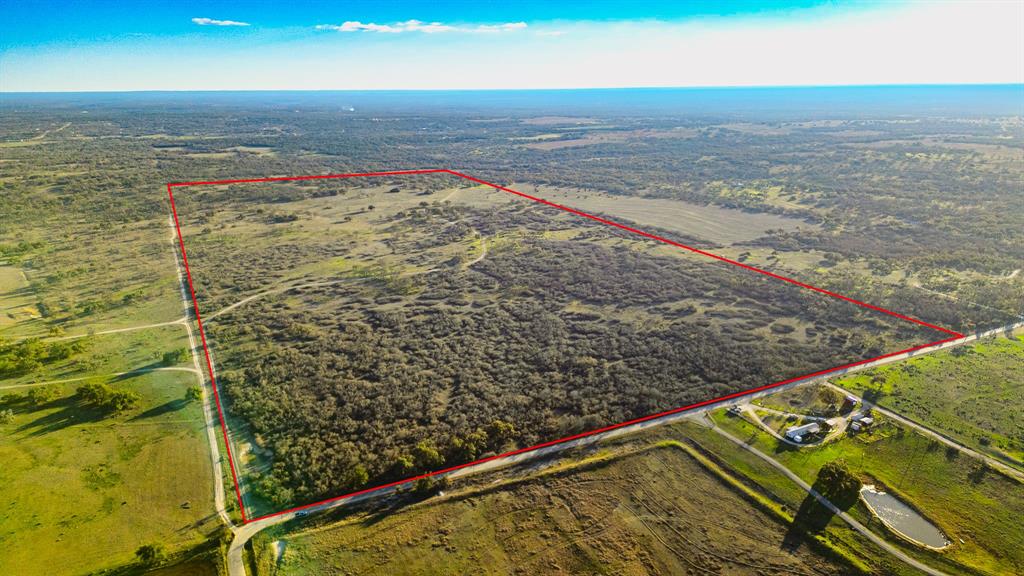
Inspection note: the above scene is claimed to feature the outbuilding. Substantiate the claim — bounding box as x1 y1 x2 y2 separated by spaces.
784 422 820 443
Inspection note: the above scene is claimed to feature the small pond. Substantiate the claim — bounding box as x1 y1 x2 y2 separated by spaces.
860 485 950 549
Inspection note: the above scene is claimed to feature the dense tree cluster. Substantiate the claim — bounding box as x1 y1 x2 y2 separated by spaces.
204 206 931 506
76 381 140 413
0 337 87 378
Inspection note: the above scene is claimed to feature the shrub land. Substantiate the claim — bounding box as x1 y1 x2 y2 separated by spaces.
176 176 940 513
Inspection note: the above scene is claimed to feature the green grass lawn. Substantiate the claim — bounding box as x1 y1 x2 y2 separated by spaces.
710 406 1024 576
0 370 218 575
834 334 1024 467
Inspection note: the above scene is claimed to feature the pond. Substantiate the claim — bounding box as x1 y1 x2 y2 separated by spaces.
860 485 950 549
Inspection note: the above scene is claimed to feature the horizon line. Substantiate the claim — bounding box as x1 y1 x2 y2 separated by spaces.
3 82 1023 96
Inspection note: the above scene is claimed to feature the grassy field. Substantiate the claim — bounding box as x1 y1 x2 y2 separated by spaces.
710 402 1024 576
0 216 184 341
753 384 846 417
835 334 1024 467
511 183 815 245
0 325 191 389
0 263 41 331
258 441 859 576
0 369 218 575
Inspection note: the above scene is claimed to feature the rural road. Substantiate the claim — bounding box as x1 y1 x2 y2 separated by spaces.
222 319 1022 576
168 216 233 529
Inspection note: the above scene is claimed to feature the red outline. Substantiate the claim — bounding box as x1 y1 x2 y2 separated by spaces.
166 169 963 525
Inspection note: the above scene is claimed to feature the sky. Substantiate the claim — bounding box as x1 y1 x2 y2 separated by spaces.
0 0 1021 92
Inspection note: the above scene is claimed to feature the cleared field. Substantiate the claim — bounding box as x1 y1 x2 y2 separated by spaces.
512 184 816 245
0 264 38 330
518 128 698 150
265 442 856 576
834 333 1024 467
0 216 185 341
0 370 218 575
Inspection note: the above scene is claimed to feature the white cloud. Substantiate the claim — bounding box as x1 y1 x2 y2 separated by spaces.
316 20 526 34
475 22 528 33
192 17 250 27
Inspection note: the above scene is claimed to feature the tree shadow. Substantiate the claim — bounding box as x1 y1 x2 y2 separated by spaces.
130 398 188 421
772 437 801 456
782 493 834 552
110 361 167 381
861 387 884 404
15 395 110 437
781 476 860 552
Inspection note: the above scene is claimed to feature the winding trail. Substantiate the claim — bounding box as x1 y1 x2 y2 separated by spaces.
4 318 186 345
50 318 187 341
206 231 485 323
465 235 488 267
205 266 443 323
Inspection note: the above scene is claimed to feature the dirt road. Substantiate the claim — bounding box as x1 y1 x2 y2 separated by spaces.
168 215 233 528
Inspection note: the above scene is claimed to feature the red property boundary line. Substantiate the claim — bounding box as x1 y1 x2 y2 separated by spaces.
165 168 964 525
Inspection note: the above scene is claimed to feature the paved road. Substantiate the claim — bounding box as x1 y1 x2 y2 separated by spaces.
704 416 951 576
226 319 1024 569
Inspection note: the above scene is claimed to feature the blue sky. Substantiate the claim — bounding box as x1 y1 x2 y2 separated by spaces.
1 1 1021 91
